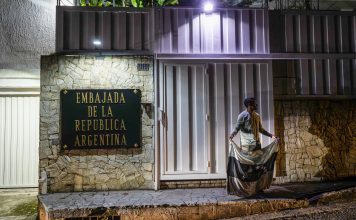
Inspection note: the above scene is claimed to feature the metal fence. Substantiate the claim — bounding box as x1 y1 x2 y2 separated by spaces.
57 0 351 10
270 11 356 53
273 59 356 97
155 8 269 55
55 7 356 98
56 7 153 52
272 0 349 10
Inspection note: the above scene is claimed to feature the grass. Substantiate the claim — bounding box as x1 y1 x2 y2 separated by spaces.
6 199 38 216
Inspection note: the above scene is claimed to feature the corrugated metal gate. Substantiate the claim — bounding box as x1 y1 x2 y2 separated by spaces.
155 8 269 54
0 96 39 188
56 7 153 52
158 61 274 180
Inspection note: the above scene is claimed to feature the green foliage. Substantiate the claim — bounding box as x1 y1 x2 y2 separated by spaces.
222 0 262 6
80 0 102 6
79 0 115 7
156 0 178 6
115 0 132 7
80 0 178 7
131 0 144 7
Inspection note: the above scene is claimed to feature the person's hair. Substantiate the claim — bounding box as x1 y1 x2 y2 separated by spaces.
244 97 256 107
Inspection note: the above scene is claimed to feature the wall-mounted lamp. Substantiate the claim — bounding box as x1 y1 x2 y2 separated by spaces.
203 2 214 13
93 40 102 46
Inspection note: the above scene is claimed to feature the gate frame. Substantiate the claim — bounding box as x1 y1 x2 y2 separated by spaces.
154 58 274 189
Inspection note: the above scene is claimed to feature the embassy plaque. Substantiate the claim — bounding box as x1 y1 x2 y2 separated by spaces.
61 89 141 150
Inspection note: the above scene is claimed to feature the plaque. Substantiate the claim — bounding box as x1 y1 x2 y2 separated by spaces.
61 89 141 149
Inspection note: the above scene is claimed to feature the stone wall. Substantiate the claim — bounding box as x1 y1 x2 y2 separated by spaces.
274 100 356 183
40 55 154 192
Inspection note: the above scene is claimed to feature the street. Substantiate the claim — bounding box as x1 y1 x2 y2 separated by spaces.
235 201 356 220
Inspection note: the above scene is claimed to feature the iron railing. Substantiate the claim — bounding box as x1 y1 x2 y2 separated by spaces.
272 0 351 10
56 0 269 8
56 0 354 10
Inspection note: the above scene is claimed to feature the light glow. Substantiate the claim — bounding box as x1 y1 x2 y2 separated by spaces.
93 40 102 45
203 2 214 13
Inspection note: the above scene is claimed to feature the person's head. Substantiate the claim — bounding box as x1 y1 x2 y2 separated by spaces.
244 97 257 112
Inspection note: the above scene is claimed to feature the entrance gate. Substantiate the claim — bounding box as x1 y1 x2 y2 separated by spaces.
0 95 39 188
158 61 274 181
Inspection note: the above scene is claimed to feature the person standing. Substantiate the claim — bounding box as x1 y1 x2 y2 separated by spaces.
227 97 279 197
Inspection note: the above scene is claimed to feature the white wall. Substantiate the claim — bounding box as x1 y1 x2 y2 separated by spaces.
0 0 56 188
0 0 56 83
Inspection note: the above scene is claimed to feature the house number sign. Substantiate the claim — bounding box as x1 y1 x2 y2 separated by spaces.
61 89 141 150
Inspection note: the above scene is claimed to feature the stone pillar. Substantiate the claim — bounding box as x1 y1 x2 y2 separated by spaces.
39 55 154 192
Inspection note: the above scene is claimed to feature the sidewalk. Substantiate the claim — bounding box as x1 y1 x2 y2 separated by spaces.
0 188 37 220
39 179 356 220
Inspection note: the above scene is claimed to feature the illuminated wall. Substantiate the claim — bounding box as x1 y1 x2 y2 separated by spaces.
40 55 154 192
275 100 356 183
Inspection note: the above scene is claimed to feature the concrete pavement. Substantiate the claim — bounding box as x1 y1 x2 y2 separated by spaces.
38 180 356 219
231 186 356 219
1 180 356 219
0 188 37 220
233 201 356 219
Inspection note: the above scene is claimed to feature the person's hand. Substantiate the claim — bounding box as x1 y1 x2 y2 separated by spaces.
229 134 234 140
272 135 280 142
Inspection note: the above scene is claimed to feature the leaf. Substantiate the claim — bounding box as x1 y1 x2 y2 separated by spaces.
165 0 178 5
157 0 178 6
131 0 138 7
115 0 123 7
125 0 132 7
101 0 108 6
80 0 87 6
131 0 146 7
86 0 98 6
157 0 165 6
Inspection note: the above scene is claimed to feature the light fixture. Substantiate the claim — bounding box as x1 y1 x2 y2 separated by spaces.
203 2 214 13
93 40 102 46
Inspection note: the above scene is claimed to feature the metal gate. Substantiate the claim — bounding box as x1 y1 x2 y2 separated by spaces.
0 96 39 188
158 61 274 180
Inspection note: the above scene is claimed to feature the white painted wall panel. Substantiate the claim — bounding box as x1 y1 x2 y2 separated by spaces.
0 96 39 188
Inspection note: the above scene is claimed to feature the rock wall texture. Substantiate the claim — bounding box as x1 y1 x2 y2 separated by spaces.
275 100 356 183
40 55 154 192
